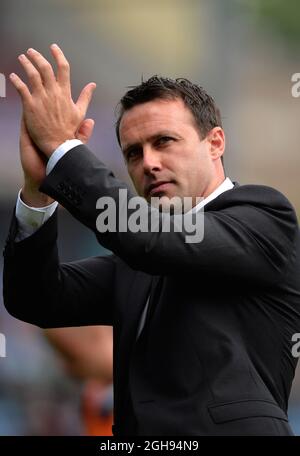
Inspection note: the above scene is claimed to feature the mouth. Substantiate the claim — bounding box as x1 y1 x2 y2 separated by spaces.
146 181 174 197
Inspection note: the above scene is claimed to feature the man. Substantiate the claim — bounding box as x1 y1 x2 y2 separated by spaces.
3 44 300 435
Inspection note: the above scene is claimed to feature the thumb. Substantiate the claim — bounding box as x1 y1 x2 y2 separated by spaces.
76 118 95 144
76 82 97 116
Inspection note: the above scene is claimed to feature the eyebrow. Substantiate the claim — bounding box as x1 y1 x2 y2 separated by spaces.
122 131 180 156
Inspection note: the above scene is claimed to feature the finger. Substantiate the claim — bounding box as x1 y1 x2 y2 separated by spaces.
76 118 95 144
76 82 96 116
50 43 71 90
9 72 31 104
18 53 43 93
26 48 56 90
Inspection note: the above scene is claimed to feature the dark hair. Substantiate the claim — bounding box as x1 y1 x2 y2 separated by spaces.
115 76 223 152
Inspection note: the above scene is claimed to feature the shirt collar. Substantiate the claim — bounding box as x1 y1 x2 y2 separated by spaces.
191 177 234 213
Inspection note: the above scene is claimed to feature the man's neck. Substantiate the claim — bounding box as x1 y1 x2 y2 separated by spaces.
190 177 234 214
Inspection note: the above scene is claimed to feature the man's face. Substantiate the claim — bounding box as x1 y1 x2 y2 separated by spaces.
119 98 223 206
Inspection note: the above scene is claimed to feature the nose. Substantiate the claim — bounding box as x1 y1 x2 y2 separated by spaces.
142 146 162 174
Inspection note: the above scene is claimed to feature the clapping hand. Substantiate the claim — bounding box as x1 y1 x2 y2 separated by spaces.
11 44 96 206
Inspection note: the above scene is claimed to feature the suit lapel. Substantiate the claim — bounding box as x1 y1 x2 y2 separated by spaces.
143 276 163 327
121 271 152 349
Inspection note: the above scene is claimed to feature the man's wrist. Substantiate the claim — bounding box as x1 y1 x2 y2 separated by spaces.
42 137 77 158
46 139 83 175
15 189 58 241
21 184 55 207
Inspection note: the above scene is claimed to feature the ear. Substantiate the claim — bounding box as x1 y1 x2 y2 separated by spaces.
206 127 225 161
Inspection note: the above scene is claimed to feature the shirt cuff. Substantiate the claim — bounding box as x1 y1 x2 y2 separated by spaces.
46 139 83 175
15 189 58 241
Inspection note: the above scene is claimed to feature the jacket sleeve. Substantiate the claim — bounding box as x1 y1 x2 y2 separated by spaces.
39 144 299 284
3 208 115 328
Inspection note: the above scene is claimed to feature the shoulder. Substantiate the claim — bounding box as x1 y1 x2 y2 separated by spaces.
233 183 295 208
206 183 299 246
209 182 297 218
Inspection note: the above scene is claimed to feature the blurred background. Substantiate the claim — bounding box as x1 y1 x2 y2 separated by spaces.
0 0 300 435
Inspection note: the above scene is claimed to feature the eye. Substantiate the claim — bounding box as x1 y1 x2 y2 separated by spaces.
157 136 173 146
126 148 141 163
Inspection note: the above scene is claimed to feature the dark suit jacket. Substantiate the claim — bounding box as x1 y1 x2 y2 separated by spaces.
3 145 300 435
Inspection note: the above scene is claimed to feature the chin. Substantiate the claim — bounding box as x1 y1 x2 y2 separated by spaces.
151 194 186 214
